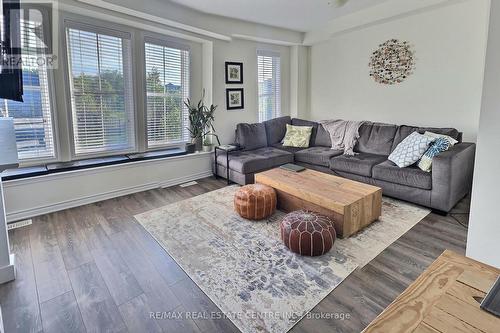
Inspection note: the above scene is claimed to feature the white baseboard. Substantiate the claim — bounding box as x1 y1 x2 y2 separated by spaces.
6 170 213 222
159 170 212 188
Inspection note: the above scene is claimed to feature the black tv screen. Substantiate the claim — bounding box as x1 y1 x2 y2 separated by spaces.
0 0 23 102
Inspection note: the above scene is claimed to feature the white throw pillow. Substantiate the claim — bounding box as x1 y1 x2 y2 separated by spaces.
423 131 458 146
389 132 435 168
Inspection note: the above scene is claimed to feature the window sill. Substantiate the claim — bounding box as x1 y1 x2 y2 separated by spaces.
1 148 198 181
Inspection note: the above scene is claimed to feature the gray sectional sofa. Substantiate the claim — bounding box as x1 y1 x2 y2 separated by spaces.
214 116 476 213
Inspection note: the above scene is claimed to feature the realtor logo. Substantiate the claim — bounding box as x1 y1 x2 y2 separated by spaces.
1 0 58 69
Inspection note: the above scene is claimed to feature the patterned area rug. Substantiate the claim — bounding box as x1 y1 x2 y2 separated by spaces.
135 186 430 333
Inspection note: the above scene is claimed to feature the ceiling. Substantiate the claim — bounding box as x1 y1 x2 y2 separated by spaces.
167 0 391 32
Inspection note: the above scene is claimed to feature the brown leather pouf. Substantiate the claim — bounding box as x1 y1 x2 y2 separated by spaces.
234 184 277 220
280 210 336 256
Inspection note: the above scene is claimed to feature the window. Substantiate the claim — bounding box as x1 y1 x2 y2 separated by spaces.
66 24 135 156
144 40 190 148
0 17 56 161
257 50 281 122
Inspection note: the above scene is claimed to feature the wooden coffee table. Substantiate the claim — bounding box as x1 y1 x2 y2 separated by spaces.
255 168 382 238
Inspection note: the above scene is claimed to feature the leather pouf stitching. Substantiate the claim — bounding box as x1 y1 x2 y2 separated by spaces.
234 184 277 220
280 210 336 256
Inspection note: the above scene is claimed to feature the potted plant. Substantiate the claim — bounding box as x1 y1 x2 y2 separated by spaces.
202 137 213 152
185 92 220 153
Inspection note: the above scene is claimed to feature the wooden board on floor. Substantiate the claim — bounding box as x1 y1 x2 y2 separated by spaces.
363 250 500 333
255 168 382 237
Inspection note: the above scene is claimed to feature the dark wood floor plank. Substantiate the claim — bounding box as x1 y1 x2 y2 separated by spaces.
53 210 92 270
125 220 189 286
109 230 183 329
29 216 72 303
150 305 202 333
93 197 136 236
40 291 86 333
78 220 144 306
170 277 240 333
0 227 43 333
118 294 162 333
91 243 144 306
68 262 127 333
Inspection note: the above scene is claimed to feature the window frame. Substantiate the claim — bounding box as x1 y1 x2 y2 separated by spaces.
257 49 281 123
63 19 138 160
142 35 192 151
1 5 60 167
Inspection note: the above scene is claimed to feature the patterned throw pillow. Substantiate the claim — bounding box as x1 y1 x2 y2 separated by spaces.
424 131 458 146
282 124 313 148
389 132 435 168
418 137 451 172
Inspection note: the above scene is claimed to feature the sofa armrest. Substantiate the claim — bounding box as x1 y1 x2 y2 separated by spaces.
431 142 476 212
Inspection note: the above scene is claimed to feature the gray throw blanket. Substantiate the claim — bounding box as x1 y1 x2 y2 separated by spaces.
320 120 364 156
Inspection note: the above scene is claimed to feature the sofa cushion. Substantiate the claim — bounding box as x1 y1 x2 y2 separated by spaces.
263 116 291 145
295 147 343 167
373 160 432 190
392 125 459 152
271 143 305 154
217 147 293 174
355 122 398 156
253 147 294 167
330 153 387 177
315 123 333 147
236 122 268 150
292 118 319 146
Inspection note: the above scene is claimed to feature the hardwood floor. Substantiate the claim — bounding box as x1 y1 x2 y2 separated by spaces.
0 177 469 333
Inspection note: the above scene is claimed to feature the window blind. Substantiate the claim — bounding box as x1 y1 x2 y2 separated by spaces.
66 25 135 156
145 41 190 147
0 18 55 160
257 50 281 122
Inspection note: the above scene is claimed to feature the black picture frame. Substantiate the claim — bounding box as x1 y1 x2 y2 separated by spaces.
225 62 243 84
226 88 244 110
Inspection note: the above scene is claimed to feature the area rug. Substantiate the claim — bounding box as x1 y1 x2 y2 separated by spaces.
135 186 429 333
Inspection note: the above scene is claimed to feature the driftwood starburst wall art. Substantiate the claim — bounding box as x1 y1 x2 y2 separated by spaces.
369 39 415 85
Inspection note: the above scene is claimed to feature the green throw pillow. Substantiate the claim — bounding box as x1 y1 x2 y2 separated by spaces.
282 124 313 148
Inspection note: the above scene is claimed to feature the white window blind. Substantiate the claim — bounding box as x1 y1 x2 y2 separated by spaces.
66 24 135 156
145 40 190 147
257 50 281 122
0 18 55 161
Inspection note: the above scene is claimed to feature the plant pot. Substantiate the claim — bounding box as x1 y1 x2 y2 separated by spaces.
202 144 214 152
194 137 203 151
186 143 196 154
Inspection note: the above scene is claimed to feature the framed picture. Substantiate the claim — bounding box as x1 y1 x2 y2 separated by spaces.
225 62 243 84
226 88 244 110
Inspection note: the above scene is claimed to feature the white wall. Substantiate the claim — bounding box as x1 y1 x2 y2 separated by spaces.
467 0 500 268
213 39 291 144
309 0 490 142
